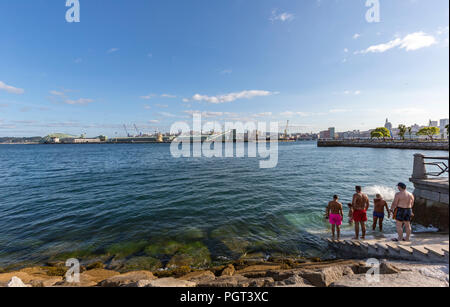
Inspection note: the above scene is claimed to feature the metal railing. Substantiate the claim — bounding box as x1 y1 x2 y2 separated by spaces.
423 156 449 177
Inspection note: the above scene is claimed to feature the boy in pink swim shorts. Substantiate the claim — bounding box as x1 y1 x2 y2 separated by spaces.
326 195 344 240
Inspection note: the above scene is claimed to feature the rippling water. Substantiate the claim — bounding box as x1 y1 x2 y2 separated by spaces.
0 142 446 269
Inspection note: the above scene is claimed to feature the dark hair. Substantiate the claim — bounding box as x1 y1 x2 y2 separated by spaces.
348 203 352 207
355 186 362 192
333 195 339 199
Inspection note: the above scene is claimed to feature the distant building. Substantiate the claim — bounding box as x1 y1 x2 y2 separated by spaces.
440 119 449 138
319 127 336 139
429 120 438 127
384 118 393 131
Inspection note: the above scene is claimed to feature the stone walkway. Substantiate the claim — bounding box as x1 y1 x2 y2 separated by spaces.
325 233 449 263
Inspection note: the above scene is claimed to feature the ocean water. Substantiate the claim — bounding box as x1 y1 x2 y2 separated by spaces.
0 142 447 268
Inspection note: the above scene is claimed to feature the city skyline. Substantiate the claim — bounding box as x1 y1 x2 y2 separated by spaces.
0 0 449 137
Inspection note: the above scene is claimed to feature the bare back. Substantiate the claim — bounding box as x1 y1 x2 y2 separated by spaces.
327 201 343 215
391 191 414 209
374 198 388 213
352 192 369 211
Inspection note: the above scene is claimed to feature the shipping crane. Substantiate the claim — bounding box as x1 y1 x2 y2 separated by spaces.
134 124 141 136
123 124 130 137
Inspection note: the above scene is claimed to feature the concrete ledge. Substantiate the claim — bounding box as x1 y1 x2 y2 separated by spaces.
318 140 449 151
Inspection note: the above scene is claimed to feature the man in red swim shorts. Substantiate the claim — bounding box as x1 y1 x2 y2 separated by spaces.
352 186 370 240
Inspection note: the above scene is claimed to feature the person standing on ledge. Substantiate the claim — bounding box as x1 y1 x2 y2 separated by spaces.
390 182 415 242
326 195 344 240
352 186 370 240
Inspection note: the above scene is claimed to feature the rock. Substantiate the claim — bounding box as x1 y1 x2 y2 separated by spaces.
98 270 156 287
198 275 250 287
274 275 314 287
166 242 211 268
144 277 197 287
330 271 449 287
179 271 216 283
8 276 30 287
145 241 183 257
221 264 235 276
0 269 63 287
236 264 282 275
248 277 275 287
121 257 162 272
106 241 148 259
86 261 105 270
54 268 121 287
380 262 401 275
299 266 347 287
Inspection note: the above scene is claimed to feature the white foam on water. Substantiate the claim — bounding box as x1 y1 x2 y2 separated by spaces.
364 185 396 201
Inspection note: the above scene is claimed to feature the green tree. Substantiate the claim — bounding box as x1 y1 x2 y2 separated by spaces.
371 127 391 141
407 126 413 140
398 124 407 140
416 127 440 142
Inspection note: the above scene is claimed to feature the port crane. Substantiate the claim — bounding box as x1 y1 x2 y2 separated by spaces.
134 124 141 136
284 120 290 140
123 124 130 137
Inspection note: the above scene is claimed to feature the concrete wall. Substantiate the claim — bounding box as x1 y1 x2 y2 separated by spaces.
318 140 449 151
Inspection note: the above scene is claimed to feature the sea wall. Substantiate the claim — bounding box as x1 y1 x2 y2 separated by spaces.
317 140 449 151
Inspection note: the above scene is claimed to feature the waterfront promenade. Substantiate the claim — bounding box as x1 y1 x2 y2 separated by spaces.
318 139 449 151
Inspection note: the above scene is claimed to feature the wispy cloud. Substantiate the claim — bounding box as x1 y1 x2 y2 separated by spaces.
49 90 94 105
220 69 233 75
270 10 294 23
0 81 24 94
107 48 119 54
356 32 436 54
333 90 361 96
190 90 277 104
140 94 155 100
65 98 94 105
353 33 361 40
161 94 176 98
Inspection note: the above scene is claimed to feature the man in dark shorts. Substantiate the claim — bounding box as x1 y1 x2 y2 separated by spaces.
351 186 370 240
373 194 390 232
390 182 415 242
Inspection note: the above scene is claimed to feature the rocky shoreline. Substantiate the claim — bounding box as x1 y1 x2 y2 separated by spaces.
1 258 448 287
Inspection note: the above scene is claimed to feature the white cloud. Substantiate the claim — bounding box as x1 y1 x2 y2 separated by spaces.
356 32 436 54
334 90 361 95
280 111 310 117
161 94 176 98
148 120 160 124
220 69 233 75
159 112 176 117
107 48 119 54
353 33 361 40
0 81 24 94
50 90 65 96
65 98 94 105
191 90 276 104
143 105 151 110
270 10 294 23
140 94 155 100
253 112 273 117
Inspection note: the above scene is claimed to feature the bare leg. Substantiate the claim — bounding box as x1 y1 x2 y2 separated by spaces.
396 221 404 241
372 217 378 231
361 222 366 239
331 224 335 239
336 225 341 240
404 222 412 241
379 218 384 232
354 222 359 240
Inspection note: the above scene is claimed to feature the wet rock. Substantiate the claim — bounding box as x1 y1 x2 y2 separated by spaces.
144 277 197 287
8 277 30 287
121 257 162 272
221 264 235 276
98 270 156 287
145 241 183 257
167 242 211 268
86 261 105 270
106 241 148 259
0 268 63 287
179 270 216 283
380 262 401 275
248 277 275 287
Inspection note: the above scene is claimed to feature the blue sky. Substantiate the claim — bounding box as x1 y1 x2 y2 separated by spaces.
0 0 448 137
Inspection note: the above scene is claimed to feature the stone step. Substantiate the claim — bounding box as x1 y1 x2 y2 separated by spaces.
411 246 430 260
397 245 414 258
424 246 448 262
385 243 402 258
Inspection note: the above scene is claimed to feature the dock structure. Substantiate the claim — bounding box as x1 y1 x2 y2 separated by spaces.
410 154 449 231
317 139 449 151
325 234 449 263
